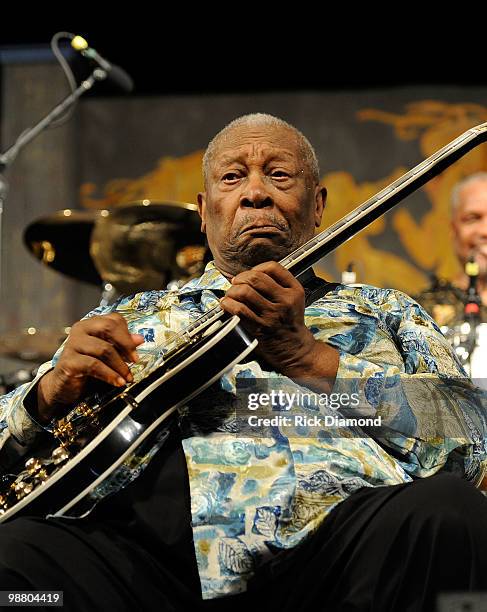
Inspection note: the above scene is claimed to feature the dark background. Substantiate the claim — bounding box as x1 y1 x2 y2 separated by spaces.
1 19 485 95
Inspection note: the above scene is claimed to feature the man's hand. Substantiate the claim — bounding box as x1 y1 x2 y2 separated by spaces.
36 313 144 422
220 262 339 386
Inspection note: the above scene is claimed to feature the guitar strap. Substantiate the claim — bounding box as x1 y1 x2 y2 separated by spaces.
301 274 340 307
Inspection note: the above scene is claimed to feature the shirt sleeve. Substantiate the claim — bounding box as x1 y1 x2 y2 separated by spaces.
323 288 487 484
0 360 53 448
0 300 118 452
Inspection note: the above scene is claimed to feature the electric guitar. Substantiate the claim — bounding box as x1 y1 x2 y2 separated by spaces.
1 120 487 523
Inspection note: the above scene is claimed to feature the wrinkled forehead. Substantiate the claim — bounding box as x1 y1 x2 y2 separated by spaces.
210 125 303 168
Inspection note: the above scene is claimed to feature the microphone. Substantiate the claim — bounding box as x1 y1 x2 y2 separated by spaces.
461 253 482 369
464 254 481 320
70 35 134 93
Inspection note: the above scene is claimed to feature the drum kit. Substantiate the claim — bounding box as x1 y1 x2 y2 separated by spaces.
0 200 208 393
435 263 487 386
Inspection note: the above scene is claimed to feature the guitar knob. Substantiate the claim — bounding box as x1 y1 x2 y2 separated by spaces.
12 481 33 499
35 469 48 483
25 457 42 474
51 447 69 465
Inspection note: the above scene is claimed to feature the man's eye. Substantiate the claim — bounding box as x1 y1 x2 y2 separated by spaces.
222 172 240 182
270 170 290 179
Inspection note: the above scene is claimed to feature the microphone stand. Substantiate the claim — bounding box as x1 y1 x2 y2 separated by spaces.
0 67 109 293
463 257 482 371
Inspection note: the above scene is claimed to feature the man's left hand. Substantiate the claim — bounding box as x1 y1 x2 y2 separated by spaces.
220 261 339 383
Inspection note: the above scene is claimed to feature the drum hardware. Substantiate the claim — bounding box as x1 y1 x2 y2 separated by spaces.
341 261 357 285
463 256 482 357
89 200 207 295
434 255 485 385
443 321 487 389
445 321 477 365
451 256 483 376
0 366 39 395
0 327 69 364
0 324 70 400
24 209 106 286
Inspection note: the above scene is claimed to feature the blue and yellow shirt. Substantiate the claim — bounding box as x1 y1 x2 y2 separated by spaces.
1 262 486 599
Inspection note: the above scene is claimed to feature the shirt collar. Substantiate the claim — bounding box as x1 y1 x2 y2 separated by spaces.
179 261 231 294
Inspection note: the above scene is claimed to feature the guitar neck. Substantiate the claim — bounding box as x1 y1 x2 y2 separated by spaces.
282 121 487 281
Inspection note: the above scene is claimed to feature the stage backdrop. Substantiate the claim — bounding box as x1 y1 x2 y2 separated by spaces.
78 91 487 292
2 54 487 372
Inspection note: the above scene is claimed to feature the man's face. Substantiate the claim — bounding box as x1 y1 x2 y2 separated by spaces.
452 178 487 277
197 125 325 277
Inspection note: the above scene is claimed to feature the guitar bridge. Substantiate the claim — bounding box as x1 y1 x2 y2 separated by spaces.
120 391 139 410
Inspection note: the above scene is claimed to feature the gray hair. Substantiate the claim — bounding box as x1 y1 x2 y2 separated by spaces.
202 113 320 186
451 172 487 214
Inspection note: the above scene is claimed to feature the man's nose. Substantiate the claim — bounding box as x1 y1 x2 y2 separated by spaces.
240 173 273 208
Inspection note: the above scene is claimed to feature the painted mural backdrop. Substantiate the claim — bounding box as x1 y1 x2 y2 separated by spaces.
78 92 487 295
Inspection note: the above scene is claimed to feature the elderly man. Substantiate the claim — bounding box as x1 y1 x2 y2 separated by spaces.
1 114 487 611
416 172 487 327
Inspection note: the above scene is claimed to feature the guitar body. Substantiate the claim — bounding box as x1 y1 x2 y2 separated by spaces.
0 315 256 522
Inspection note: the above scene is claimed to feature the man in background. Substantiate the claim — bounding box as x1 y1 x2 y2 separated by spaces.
416 172 487 326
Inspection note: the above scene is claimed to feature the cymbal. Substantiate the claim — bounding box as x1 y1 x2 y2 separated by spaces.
0 327 69 362
24 202 207 293
90 200 207 294
24 209 106 286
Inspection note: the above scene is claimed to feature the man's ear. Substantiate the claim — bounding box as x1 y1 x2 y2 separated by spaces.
314 185 327 228
197 192 207 233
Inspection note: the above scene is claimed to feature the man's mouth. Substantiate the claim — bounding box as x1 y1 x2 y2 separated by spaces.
240 225 283 236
